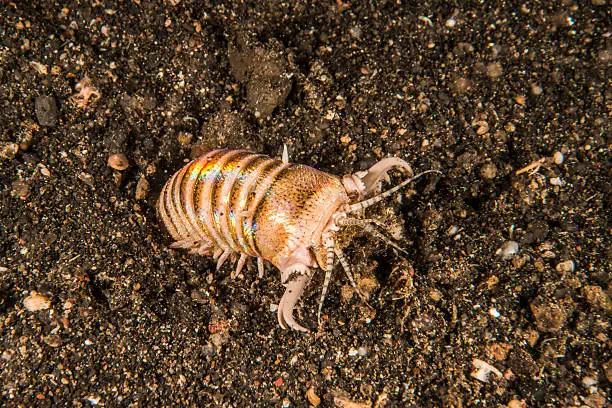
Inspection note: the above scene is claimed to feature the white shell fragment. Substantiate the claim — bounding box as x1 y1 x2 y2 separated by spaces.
556 260 575 273
496 240 519 260
549 177 565 186
471 358 503 383
23 292 51 312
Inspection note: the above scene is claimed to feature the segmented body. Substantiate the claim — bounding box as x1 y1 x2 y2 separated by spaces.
157 149 349 272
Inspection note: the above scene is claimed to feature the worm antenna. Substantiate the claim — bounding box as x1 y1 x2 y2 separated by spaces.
348 170 443 213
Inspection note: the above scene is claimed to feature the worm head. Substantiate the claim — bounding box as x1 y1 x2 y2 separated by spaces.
342 157 413 200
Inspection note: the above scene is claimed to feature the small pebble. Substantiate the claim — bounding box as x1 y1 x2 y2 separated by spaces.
474 120 490 135
556 260 575 273
480 162 497 179
39 164 51 177
531 84 543 96
530 296 571 332
79 172 94 187
349 26 362 40
549 177 564 186
135 176 150 200
507 400 526 408
514 95 527 106
1 350 14 361
43 334 62 348
553 151 564 165
489 307 501 318
446 18 456 28
470 358 502 383
35 96 58 127
429 289 442 302
583 285 612 313
582 376 597 388
0 142 19 161
447 225 459 236
11 180 30 200
486 62 503 78
306 387 321 407
107 153 129 171
496 241 519 260
23 292 51 311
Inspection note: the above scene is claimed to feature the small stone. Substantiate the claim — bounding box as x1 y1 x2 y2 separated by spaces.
107 153 129 171
583 394 606 408
480 162 497 179
486 62 503 78
507 399 526 408
583 285 612 313
530 295 573 332
1 350 14 361
349 26 362 39
43 334 62 347
470 358 502 383
135 176 150 200
340 284 355 303
85 395 101 406
210 332 228 348
496 241 519 260
582 376 598 387
489 342 512 361
35 96 58 127
306 387 321 407
549 177 564 186
23 292 51 311
525 329 540 347
11 180 30 200
473 120 489 135
332 392 371 408
79 172 94 187
0 142 19 161
446 18 456 28
39 164 51 177
530 84 543 96
453 77 472 93
508 348 539 376
429 289 442 302
556 260 575 273
553 151 564 165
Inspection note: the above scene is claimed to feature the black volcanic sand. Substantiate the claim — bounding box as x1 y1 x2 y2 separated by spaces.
1 1 610 407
